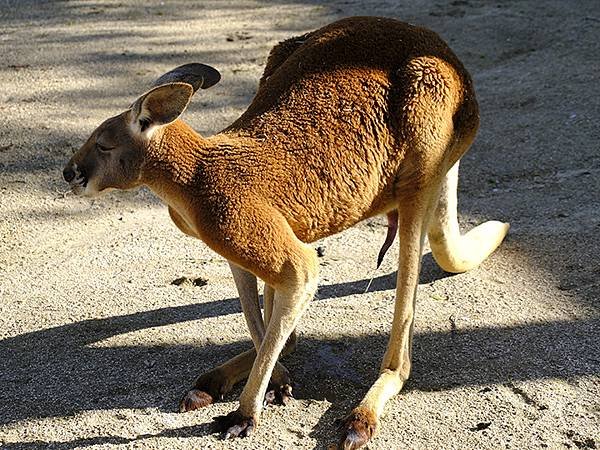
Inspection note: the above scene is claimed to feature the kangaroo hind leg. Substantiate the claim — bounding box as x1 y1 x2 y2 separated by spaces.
179 268 296 412
215 206 318 438
339 190 436 449
264 284 296 406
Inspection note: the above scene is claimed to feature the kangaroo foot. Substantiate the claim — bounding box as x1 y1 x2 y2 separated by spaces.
179 367 229 412
214 410 256 439
338 407 378 449
264 382 294 406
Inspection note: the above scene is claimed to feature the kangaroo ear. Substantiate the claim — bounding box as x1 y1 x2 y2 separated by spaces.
130 82 193 137
152 63 221 93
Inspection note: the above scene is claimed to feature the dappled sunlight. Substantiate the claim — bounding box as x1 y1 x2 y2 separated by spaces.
1 0 598 449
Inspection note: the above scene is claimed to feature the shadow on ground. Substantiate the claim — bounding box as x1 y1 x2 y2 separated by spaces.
1 273 598 448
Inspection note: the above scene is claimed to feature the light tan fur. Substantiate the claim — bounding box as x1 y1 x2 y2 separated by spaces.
63 17 509 448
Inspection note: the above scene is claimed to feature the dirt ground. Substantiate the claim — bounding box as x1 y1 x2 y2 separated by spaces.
1 1 598 449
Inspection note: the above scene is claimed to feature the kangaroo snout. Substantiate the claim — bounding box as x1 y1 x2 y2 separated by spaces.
62 162 88 194
62 166 76 183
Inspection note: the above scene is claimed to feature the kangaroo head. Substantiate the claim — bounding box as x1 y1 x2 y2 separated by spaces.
63 63 220 196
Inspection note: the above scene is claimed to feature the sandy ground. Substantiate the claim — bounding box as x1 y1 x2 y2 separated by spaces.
1 0 599 449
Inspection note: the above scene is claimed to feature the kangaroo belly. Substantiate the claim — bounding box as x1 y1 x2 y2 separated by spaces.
272 154 401 243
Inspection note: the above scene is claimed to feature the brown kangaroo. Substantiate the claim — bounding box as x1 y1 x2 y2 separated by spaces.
63 17 509 449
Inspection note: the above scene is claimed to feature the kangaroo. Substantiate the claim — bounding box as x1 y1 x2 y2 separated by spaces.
63 17 509 449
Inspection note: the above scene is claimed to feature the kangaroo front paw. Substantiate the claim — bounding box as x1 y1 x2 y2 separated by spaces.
338 407 378 450
179 388 214 412
178 368 228 412
214 410 256 439
264 382 294 406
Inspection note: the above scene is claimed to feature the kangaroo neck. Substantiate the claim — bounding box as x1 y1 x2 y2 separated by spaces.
140 119 211 205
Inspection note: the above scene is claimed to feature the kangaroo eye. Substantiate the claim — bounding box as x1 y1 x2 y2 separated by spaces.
96 143 113 153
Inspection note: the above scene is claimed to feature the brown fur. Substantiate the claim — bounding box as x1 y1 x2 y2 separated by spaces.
66 18 476 286
140 18 475 285
64 17 508 448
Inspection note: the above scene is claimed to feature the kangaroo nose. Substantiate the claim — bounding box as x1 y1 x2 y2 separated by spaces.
63 166 76 183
